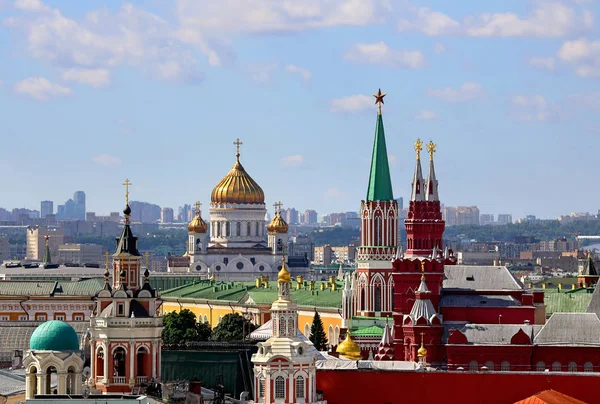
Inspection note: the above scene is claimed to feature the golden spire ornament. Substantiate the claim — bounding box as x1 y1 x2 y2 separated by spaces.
421 260 426 280
373 88 386 115
233 138 243 159
123 179 132 206
274 201 283 214
414 138 423 160
427 141 436 161
195 201 202 215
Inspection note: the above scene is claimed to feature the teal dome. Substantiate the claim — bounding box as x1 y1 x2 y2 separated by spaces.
29 321 80 351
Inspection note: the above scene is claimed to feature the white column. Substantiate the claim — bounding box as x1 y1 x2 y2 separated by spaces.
89 345 95 382
37 374 45 396
58 373 67 394
152 342 157 379
129 341 135 385
103 345 108 383
74 373 82 394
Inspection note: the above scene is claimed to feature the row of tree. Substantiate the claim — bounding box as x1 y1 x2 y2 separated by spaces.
162 309 330 350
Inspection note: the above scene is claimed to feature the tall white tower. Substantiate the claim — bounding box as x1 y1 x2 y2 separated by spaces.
251 257 324 404
267 201 289 255
188 201 208 268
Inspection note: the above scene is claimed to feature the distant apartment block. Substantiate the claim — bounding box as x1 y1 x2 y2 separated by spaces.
558 212 598 224
314 244 357 265
40 201 53 218
443 206 480 226
289 235 315 261
161 207 174 223
480 214 494 226
57 191 86 221
497 214 513 224
0 235 9 262
301 210 318 225
283 208 299 225
26 227 64 261
129 201 161 223
86 212 120 223
58 243 104 265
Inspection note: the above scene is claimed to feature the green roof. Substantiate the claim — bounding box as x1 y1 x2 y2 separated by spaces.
352 325 383 337
161 280 343 309
0 278 105 297
30 320 80 351
366 111 393 201
544 291 593 316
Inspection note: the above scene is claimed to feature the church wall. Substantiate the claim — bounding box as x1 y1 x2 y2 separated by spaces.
440 306 536 325
316 370 597 404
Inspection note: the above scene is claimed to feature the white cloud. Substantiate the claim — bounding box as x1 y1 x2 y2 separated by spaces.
244 64 279 84
511 95 562 121
92 154 121 166
414 110 439 120
14 77 71 100
528 57 555 71
14 0 50 13
175 0 388 35
344 41 426 69
557 38 600 77
61 68 110 87
284 64 311 83
324 187 345 198
6 1 205 84
330 94 373 112
427 82 482 102
398 2 592 38
280 154 304 167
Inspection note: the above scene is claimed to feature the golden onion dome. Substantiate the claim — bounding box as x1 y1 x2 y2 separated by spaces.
268 212 289 233
211 156 265 205
278 259 291 283
188 214 208 233
336 333 362 360
417 343 428 358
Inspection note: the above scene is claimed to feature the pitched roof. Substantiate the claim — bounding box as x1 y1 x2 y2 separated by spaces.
544 290 592 316
534 313 600 346
440 294 520 308
443 265 523 291
113 222 141 257
586 284 600 317
581 255 597 276
352 325 384 337
443 323 541 345
366 111 393 201
514 389 587 404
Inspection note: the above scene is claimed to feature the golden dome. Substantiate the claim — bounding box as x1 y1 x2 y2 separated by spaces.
188 214 208 233
268 212 289 233
336 333 362 360
211 156 264 205
278 257 291 283
417 342 428 358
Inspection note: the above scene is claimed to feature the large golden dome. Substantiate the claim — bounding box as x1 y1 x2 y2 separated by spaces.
211 156 265 205
268 212 289 233
336 333 362 360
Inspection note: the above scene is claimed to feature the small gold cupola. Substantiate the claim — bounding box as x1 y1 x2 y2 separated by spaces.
188 201 208 233
268 201 289 233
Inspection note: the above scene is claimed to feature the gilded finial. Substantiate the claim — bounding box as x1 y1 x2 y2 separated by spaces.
426 140 436 161
44 235 49 244
145 252 150 269
104 251 109 270
273 201 283 215
195 201 201 216
123 179 132 206
233 138 243 160
421 261 426 280
414 138 423 160
373 88 386 115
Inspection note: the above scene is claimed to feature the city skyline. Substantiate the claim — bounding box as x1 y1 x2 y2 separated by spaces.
0 1 598 218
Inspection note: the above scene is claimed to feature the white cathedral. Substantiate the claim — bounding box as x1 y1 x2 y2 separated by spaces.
177 139 310 282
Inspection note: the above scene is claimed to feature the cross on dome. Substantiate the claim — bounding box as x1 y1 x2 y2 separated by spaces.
123 179 132 205
273 201 283 214
234 138 243 158
195 201 202 215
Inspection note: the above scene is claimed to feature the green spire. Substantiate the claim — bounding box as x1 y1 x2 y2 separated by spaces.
42 236 51 265
366 107 394 201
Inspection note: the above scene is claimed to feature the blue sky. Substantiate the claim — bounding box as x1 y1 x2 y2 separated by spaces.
0 0 599 219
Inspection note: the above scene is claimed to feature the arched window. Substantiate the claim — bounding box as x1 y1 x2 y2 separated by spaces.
501 361 510 372
552 362 561 372
391 287 395 311
469 361 478 371
374 216 381 245
374 286 382 312
203 314 208 323
568 362 577 372
279 317 286 336
236 222 241 236
217 223 222 237
484 361 494 371
288 318 295 336
584 362 594 372
296 376 305 399
328 325 334 344
360 288 366 311
258 377 265 398
256 223 260 236
536 362 545 371
226 222 231 237
218 315 222 324
275 376 285 399
247 222 251 236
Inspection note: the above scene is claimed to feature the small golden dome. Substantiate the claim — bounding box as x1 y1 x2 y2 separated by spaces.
268 212 289 233
336 333 362 360
417 343 428 358
278 258 291 283
188 214 208 233
211 157 264 205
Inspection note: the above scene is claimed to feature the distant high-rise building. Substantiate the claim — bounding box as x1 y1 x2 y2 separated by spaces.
283 208 299 225
480 214 494 226
443 206 480 226
303 210 318 225
73 191 86 220
129 201 161 223
26 227 64 261
497 214 512 225
161 207 174 223
40 201 53 218
396 197 404 210
178 204 193 222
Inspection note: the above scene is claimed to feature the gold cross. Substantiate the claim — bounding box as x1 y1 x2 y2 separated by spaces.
274 201 283 213
233 138 243 157
105 251 109 270
427 140 436 161
145 252 150 269
195 201 202 215
123 179 132 205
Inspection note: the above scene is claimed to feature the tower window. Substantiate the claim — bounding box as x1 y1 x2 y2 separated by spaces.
275 376 285 399
117 303 125 316
236 222 241 236
259 378 265 398
247 222 251 236
296 376 305 398
374 216 381 245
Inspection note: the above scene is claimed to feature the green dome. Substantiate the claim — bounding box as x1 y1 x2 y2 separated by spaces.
30 321 80 351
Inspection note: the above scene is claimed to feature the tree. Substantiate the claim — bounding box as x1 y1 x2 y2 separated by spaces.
309 311 328 351
162 309 211 345
211 313 256 342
